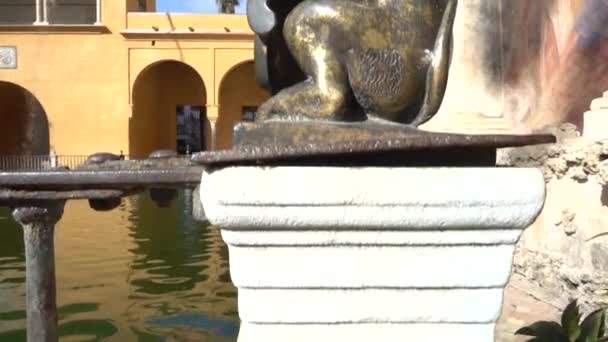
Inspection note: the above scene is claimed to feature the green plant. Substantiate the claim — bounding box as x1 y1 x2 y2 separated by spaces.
516 300 608 342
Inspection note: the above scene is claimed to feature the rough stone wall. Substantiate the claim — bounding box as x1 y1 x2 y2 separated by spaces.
498 124 608 312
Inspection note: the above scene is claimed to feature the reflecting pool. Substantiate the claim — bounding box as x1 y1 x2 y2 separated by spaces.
0 191 238 341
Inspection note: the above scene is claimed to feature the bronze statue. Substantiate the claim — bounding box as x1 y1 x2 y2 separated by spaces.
248 0 457 126
194 0 557 166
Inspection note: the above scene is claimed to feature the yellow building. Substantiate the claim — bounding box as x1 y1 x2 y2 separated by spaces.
0 0 270 159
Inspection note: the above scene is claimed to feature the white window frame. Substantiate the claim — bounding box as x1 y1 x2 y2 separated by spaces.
33 0 102 25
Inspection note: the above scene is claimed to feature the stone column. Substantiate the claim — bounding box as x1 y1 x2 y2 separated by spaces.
41 0 48 25
34 0 42 24
201 167 546 342
206 105 219 151
94 0 102 25
209 120 217 151
584 91 608 140
12 200 65 342
192 185 207 222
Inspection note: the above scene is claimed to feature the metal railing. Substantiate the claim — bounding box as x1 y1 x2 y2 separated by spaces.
56 155 91 169
0 152 201 171
0 155 90 171
0 153 199 171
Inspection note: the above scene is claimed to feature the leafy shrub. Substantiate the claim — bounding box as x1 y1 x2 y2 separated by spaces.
516 300 607 342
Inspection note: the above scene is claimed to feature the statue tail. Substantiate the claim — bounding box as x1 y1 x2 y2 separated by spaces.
410 0 458 127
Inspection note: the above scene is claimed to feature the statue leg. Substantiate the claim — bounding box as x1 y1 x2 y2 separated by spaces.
256 0 353 121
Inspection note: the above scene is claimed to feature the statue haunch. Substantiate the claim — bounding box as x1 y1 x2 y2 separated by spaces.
248 0 458 126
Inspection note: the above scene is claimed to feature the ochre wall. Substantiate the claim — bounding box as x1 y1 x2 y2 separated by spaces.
0 6 260 156
216 62 270 150
0 1 130 156
126 13 252 31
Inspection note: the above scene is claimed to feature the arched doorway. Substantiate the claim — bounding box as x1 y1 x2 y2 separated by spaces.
216 61 270 150
0 82 50 156
130 61 207 159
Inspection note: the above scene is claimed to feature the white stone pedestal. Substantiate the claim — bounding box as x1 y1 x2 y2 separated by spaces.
201 167 546 342
584 91 608 140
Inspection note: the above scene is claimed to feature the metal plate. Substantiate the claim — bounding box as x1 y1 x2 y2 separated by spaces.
0 46 17 69
193 132 556 167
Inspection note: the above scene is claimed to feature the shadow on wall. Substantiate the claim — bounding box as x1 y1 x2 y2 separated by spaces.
216 61 270 150
501 0 608 131
0 81 50 155
601 186 608 207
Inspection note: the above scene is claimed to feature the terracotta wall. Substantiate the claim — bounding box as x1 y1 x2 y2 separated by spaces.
426 0 608 134
502 0 608 131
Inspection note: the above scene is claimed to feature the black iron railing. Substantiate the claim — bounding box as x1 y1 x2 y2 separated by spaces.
0 154 155 171
0 155 53 171
0 155 91 171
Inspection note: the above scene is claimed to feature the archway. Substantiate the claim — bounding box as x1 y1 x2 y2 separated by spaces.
216 61 270 150
0 82 50 156
130 61 207 159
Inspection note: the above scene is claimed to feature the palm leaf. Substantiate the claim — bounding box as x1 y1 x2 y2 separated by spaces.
562 300 583 341
216 0 240 13
576 309 606 342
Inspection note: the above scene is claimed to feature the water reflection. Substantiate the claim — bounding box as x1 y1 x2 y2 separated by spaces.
0 191 238 341
0 211 26 341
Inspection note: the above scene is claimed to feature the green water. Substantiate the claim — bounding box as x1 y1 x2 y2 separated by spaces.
0 191 238 341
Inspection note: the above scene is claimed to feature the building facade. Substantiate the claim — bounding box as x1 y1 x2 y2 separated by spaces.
0 0 269 158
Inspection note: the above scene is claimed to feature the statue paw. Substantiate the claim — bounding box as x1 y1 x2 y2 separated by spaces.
256 81 350 122
256 97 280 121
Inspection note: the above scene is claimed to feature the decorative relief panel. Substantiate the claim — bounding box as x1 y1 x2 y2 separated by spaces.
0 46 17 69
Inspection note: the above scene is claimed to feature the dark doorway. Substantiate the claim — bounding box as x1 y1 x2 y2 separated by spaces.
0 81 50 156
242 106 258 122
176 105 207 155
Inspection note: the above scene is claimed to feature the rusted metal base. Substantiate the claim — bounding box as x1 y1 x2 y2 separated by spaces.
194 122 556 167
12 201 65 342
233 120 425 146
